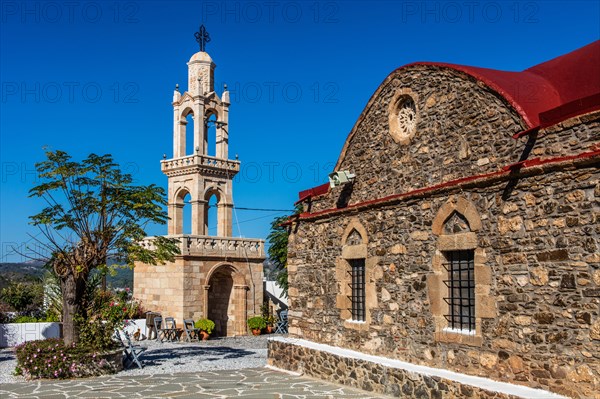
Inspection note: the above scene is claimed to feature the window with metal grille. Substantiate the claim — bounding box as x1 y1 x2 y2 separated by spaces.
349 259 366 322
443 250 475 331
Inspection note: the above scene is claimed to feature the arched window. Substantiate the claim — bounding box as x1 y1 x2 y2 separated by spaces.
205 111 217 157
206 194 218 236
204 187 221 236
182 192 192 234
336 219 380 331
173 188 191 235
428 196 495 346
185 113 195 155
178 108 195 158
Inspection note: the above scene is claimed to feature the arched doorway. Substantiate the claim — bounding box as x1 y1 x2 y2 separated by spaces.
208 268 233 336
205 264 248 337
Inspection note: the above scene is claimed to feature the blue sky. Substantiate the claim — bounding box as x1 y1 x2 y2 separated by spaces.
1 1 599 262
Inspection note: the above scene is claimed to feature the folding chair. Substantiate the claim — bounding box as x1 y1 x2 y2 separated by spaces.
154 316 167 342
274 309 288 334
183 319 200 342
164 317 179 342
122 330 146 369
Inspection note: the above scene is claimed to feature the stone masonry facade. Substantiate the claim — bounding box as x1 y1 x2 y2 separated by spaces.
274 58 600 399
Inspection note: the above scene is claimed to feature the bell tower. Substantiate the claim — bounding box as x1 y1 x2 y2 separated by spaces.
162 25 236 237
134 26 264 337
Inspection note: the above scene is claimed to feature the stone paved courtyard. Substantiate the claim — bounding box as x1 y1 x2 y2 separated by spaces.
0 368 389 398
0 336 390 398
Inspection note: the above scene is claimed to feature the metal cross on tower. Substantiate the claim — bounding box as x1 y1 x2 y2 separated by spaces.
194 25 211 52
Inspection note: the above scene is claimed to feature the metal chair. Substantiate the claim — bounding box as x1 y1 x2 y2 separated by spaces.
274 309 288 334
164 317 179 342
122 330 146 369
183 319 200 342
153 316 167 342
114 328 146 369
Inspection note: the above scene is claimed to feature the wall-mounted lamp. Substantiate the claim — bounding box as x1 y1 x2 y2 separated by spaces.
328 170 356 189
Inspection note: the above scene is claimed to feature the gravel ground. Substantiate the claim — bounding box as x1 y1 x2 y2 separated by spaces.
0 335 271 384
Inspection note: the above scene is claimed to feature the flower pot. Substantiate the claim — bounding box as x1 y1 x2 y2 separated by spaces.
200 330 210 341
266 325 273 334
251 328 261 336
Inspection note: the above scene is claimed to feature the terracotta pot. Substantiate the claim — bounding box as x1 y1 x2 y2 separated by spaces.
266 325 273 334
200 330 210 341
251 328 261 336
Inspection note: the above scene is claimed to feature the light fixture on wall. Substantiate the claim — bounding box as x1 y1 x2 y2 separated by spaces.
328 171 356 189
195 146 200 153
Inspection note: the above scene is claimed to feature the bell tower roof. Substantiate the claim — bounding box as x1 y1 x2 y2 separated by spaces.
189 51 213 63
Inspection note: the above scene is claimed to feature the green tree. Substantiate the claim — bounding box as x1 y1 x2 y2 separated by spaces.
266 205 301 297
28 150 179 345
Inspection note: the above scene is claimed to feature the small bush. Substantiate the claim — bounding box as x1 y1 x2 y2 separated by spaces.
13 315 39 323
247 316 266 330
194 318 215 334
15 338 117 379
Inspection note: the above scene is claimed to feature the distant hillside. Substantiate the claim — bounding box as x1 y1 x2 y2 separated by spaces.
0 261 45 289
0 260 133 290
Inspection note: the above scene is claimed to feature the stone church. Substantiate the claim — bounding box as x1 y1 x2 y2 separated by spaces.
269 41 600 398
134 28 264 337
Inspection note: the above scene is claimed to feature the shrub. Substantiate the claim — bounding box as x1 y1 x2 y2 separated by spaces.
0 282 43 313
13 315 39 323
15 338 119 379
77 316 120 351
194 318 215 334
11 312 61 323
247 316 266 330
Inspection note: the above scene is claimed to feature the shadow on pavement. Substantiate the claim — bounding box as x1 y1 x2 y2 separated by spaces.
140 345 256 367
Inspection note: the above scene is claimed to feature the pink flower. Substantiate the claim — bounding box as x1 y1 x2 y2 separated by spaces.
125 287 130 292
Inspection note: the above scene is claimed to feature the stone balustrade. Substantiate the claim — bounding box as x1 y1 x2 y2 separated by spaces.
140 235 265 259
161 154 240 173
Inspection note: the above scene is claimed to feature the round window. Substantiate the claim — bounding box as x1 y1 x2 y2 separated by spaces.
397 97 417 137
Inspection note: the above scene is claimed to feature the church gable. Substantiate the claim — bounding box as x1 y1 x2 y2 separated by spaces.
323 65 525 208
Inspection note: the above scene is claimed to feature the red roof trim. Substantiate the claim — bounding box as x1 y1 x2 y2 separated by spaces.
295 183 330 204
297 151 600 221
539 93 600 128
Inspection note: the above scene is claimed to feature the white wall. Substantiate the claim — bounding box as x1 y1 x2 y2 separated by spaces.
0 319 150 348
0 322 61 347
264 280 288 309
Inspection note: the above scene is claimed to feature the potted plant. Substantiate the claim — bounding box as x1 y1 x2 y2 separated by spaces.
264 315 276 333
247 316 266 336
194 318 215 340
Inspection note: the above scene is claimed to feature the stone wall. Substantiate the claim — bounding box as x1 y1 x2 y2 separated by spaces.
284 66 599 398
288 166 599 398
134 256 263 336
268 338 566 399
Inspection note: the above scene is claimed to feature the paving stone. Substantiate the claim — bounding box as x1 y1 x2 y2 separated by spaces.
0 368 390 398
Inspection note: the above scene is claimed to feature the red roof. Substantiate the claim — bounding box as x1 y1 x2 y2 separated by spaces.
407 41 600 128
297 41 600 201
